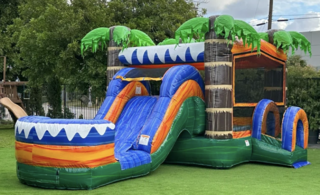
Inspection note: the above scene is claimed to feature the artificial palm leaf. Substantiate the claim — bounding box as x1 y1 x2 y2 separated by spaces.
288 31 312 56
258 32 269 42
158 38 177 45
129 29 155 47
188 37 198 43
81 27 109 56
112 26 131 48
214 15 235 40
175 17 209 43
234 20 261 52
273 31 294 54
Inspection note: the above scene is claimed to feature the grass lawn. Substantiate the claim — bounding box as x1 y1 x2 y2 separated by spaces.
0 124 14 130
1 128 320 195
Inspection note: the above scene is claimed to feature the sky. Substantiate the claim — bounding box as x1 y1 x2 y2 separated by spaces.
199 0 320 32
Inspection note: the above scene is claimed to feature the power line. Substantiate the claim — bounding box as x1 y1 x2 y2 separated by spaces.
251 15 319 25
254 16 320 26
250 16 267 26
288 16 320 20
273 13 320 17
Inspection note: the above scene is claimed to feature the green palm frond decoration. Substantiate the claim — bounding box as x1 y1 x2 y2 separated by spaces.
214 15 235 40
158 38 177 45
112 26 131 48
81 27 109 56
81 26 156 54
258 32 269 42
158 38 198 45
175 17 209 43
273 31 294 54
129 29 155 47
213 15 261 52
187 37 198 43
233 20 261 52
288 31 312 56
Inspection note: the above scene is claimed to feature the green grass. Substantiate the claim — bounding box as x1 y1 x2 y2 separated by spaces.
0 128 15 149
0 124 14 130
1 128 320 195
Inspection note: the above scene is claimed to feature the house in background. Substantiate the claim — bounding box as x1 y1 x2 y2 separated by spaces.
293 31 320 69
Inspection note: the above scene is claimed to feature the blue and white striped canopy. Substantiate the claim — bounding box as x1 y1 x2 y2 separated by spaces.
118 42 204 65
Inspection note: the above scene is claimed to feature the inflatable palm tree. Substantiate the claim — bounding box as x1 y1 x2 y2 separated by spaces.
81 26 155 85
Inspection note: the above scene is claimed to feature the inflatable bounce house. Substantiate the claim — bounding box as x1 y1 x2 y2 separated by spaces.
14 15 312 189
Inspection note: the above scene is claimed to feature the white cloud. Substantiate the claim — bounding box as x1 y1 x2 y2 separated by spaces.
202 0 239 13
200 0 320 32
285 12 320 32
250 18 289 32
274 21 289 30
250 12 320 32
201 0 269 20
285 0 320 6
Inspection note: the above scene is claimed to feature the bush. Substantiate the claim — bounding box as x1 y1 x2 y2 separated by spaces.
287 55 320 131
0 105 5 119
0 119 13 125
287 79 320 131
46 77 62 118
64 107 75 119
25 86 45 116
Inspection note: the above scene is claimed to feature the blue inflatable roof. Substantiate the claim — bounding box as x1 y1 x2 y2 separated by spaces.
118 42 204 65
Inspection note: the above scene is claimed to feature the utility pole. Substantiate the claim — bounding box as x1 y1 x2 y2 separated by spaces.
268 0 273 30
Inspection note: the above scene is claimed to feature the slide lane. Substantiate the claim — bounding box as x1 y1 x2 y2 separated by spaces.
17 96 205 189
16 65 207 189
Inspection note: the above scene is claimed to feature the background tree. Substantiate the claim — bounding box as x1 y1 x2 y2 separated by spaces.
287 55 308 68
9 0 111 91
46 76 63 118
7 0 112 116
106 0 206 44
0 0 20 82
5 0 205 117
287 55 319 80
25 85 45 116
9 0 205 91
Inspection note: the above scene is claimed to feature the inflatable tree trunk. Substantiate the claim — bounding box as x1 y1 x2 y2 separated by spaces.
285 63 287 106
106 27 127 86
267 29 278 46
204 16 233 139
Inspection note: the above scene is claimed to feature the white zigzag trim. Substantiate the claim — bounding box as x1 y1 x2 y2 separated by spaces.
15 120 115 141
118 43 204 64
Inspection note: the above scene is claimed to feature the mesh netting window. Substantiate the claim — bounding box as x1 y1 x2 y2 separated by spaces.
149 81 162 96
234 55 284 104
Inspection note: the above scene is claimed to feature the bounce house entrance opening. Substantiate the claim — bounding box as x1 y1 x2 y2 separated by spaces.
149 81 162 96
234 54 285 107
296 119 304 148
266 112 276 137
115 68 167 96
